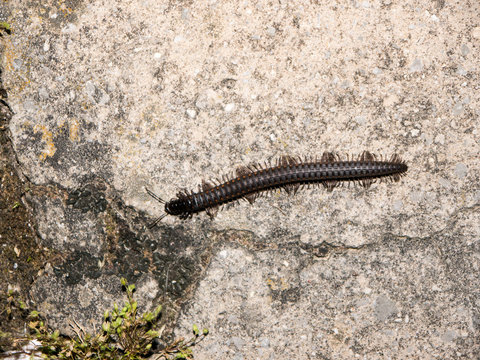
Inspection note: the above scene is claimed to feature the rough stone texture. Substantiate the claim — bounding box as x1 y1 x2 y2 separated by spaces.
1 0 479 358
177 208 480 359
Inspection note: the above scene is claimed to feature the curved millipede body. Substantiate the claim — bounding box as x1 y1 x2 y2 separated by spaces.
147 151 407 224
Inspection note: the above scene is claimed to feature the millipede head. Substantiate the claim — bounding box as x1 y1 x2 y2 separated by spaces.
164 198 190 217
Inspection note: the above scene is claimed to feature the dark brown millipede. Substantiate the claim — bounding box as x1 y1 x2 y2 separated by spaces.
147 151 408 226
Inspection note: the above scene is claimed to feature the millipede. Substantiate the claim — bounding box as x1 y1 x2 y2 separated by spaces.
146 151 407 225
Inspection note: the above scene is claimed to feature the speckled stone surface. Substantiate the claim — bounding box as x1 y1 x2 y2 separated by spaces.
1 0 479 358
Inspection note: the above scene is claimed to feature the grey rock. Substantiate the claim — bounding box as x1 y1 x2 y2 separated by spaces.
409 58 423 73
266 26 276 37
438 178 452 189
392 199 403 211
374 295 398 321
452 102 464 116
456 65 467 76
454 163 468 179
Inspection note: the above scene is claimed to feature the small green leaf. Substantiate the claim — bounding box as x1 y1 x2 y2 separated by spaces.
153 305 162 317
127 284 135 293
192 324 199 336
146 330 159 338
120 278 127 286
12 201 21 209
142 312 154 322
0 22 11 31
119 305 128 317
103 310 109 320
111 317 122 329
51 330 59 340
203 328 209 335
102 322 110 332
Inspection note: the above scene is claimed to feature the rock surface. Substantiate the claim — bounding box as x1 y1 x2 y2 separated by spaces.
1 0 479 358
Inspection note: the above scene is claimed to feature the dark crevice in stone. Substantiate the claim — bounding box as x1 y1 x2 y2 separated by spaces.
0 44 54 347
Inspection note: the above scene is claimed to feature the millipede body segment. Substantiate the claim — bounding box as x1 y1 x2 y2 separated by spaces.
148 151 407 223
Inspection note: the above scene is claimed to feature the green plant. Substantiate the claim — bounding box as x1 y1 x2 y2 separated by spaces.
0 289 30 353
0 21 11 36
0 289 27 317
2 279 208 359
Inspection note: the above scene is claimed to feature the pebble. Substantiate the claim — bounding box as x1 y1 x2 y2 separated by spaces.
23 99 38 113
410 191 424 203
438 178 452 189
186 109 197 118
85 80 96 98
99 92 110 105
224 103 235 112
38 87 49 99
173 35 184 43
354 116 366 125
13 59 23 70
456 65 467 76
441 330 458 343
434 133 445 145
43 39 50 52
409 58 423 73
61 23 77 34
452 102 464 116
461 44 470 56
392 200 403 211
374 295 398 322
454 163 467 179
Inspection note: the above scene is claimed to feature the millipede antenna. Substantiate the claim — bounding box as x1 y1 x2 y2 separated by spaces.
146 187 167 228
